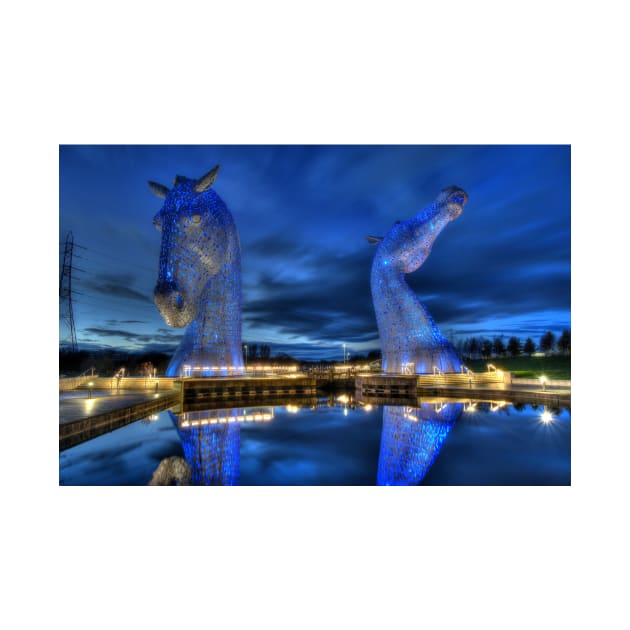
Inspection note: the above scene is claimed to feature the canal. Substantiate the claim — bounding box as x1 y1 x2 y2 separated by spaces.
59 395 571 485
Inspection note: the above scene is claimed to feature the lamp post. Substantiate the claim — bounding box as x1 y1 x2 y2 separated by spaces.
88 381 93 399
244 345 248 372
342 343 346 365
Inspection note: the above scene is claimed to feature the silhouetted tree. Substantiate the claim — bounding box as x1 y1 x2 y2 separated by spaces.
493 337 506 357
470 337 479 359
367 350 382 360
273 352 296 364
260 344 271 359
481 339 493 358
540 331 556 354
557 329 571 354
140 361 154 377
507 337 521 357
523 338 536 356
468 337 479 359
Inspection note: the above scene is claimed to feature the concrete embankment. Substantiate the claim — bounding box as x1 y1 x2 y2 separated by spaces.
59 390 180 451
355 373 570 408
61 376 179 392
59 372 570 451
59 376 318 450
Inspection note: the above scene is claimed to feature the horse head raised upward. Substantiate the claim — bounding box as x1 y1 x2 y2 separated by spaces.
149 165 244 377
368 185 468 374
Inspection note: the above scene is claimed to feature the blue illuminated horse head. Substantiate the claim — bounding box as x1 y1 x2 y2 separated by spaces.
149 165 244 377
368 185 468 374
370 186 468 274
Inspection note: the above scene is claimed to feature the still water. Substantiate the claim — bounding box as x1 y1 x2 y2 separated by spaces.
59 398 571 486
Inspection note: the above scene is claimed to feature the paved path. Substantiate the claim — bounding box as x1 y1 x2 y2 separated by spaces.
59 390 176 425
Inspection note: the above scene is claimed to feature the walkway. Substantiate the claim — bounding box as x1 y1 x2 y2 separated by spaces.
59 390 175 425
59 389 180 451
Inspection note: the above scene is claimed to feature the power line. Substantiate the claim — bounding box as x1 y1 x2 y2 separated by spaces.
59 241 158 275
59 231 79 352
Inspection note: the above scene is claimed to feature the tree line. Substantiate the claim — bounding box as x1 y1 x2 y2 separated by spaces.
456 329 570 360
241 343 272 360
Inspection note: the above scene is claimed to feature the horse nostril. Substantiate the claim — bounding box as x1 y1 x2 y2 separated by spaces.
155 279 178 297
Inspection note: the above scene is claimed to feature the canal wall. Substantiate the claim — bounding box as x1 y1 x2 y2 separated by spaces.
179 376 317 402
355 372 570 408
59 375 93 391
61 376 179 391
509 377 571 388
59 391 180 451
59 371 571 451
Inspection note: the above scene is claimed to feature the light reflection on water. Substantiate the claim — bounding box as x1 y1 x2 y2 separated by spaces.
59 398 571 486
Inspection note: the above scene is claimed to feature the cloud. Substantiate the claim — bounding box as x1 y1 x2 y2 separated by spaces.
83 273 152 303
242 242 376 345
84 326 182 346
105 319 148 325
62 145 570 359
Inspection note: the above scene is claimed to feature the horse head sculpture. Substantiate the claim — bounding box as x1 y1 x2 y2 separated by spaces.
149 165 244 377
368 186 468 374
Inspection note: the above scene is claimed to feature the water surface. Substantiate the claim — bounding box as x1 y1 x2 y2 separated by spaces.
59 399 570 486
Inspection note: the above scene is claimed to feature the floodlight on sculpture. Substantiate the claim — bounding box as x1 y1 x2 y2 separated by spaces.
368 186 468 374
149 165 244 377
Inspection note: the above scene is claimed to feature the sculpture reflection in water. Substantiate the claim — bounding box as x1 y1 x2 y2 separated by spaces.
166 408 274 485
148 165 243 377
150 403 461 486
377 403 463 485
368 186 468 373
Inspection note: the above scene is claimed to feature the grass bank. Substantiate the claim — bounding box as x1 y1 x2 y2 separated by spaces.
466 355 570 380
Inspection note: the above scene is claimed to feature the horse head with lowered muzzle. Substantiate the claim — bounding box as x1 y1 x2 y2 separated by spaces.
149 165 243 377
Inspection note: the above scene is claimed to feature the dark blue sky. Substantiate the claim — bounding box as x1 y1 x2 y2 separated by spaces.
59 145 570 360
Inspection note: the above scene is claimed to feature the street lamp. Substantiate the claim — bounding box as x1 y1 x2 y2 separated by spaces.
539 375 547 391
88 381 94 399
342 343 346 364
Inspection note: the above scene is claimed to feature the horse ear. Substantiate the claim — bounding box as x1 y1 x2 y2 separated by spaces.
148 181 169 199
366 235 383 245
194 164 220 193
